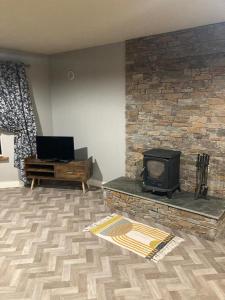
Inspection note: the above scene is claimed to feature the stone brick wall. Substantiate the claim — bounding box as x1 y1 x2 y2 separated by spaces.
105 189 224 240
126 22 225 198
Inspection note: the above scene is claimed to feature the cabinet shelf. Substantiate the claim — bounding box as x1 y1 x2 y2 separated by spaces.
27 174 55 179
26 168 54 173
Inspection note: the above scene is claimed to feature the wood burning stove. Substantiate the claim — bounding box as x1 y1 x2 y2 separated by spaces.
142 148 181 198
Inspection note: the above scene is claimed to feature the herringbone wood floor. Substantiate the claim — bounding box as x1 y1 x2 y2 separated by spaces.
0 187 225 300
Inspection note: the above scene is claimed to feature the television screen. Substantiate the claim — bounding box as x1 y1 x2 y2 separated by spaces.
36 136 75 161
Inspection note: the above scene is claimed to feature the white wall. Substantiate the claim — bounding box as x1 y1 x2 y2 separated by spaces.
50 43 125 183
0 44 126 185
0 50 52 185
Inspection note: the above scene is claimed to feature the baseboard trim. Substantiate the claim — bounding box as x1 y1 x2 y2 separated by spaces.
0 181 23 188
87 178 104 188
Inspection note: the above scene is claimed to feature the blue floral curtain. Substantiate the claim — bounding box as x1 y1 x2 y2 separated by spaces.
0 61 37 182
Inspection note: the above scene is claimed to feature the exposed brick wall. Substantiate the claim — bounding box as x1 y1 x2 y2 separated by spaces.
126 23 225 197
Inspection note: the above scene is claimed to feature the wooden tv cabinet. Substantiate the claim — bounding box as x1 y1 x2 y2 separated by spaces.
25 156 92 192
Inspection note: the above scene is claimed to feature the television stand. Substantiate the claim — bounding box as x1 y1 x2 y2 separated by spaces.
25 156 93 192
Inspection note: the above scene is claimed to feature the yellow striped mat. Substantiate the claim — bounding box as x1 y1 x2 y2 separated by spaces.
84 214 183 262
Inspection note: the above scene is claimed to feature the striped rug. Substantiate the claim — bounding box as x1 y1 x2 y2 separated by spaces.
84 214 184 262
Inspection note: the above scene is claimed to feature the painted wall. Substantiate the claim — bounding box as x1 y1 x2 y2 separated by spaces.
50 43 125 183
0 50 52 184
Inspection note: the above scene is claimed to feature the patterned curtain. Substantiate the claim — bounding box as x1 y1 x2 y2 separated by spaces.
0 61 37 182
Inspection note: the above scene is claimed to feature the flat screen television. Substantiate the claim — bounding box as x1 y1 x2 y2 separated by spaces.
36 136 75 162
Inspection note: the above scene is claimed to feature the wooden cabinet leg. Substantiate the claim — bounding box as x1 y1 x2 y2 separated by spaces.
82 182 86 193
31 178 35 190
38 179 40 186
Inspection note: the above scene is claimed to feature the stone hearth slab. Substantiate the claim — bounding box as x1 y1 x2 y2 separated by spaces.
103 177 225 240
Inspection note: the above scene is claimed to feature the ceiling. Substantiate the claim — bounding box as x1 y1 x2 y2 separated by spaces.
1 0 225 55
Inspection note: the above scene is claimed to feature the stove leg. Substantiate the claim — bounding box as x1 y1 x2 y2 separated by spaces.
167 191 173 199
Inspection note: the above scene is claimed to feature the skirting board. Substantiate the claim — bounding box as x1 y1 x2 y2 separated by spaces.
0 181 23 188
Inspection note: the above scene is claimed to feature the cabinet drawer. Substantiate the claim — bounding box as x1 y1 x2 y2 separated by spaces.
55 165 85 180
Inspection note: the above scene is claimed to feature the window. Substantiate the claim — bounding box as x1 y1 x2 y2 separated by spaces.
0 135 9 161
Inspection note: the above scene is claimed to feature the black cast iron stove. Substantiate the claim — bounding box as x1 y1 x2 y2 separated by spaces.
142 148 181 198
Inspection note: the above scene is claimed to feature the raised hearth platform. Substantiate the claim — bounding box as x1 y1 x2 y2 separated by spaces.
103 177 225 240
